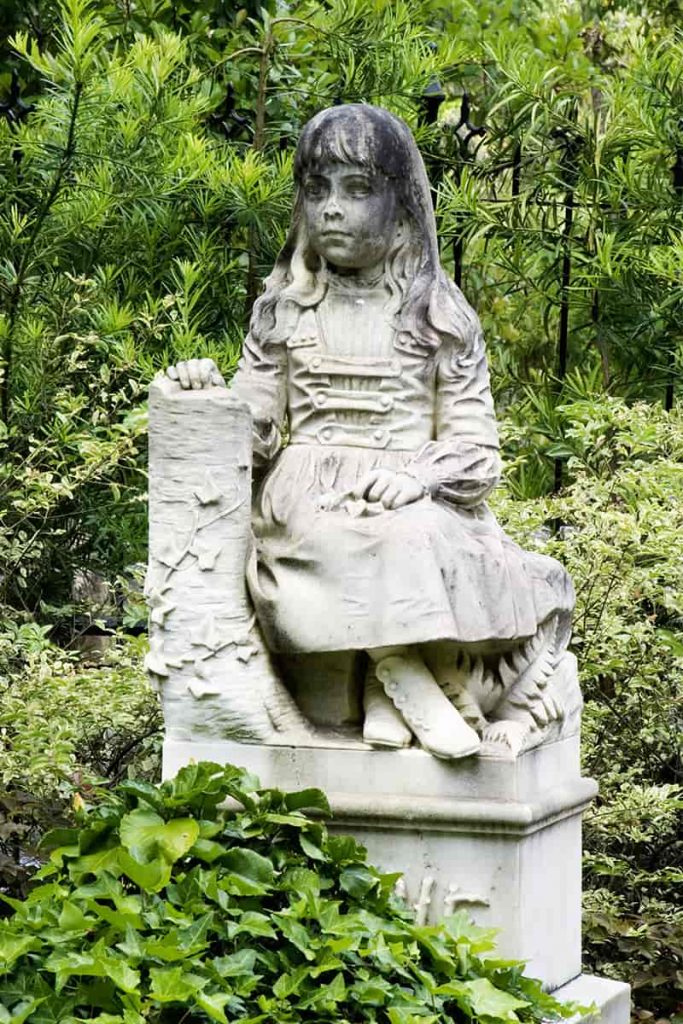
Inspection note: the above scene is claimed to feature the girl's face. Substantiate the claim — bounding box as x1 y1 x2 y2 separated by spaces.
302 162 398 270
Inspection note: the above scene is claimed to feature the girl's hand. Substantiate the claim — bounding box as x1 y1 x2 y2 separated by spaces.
354 469 425 510
167 359 225 389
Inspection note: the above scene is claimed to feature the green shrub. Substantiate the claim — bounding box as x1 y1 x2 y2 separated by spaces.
493 396 683 1013
0 630 161 899
0 761 579 1023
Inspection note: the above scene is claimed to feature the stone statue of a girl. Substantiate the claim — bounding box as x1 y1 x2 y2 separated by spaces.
168 104 577 760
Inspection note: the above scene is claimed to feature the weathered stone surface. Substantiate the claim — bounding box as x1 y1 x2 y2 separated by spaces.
147 376 311 743
555 974 631 1024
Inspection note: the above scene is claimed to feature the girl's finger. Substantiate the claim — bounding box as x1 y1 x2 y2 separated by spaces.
354 470 382 499
189 361 204 389
382 485 401 508
388 486 411 509
176 361 191 389
199 358 216 385
367 475 393 502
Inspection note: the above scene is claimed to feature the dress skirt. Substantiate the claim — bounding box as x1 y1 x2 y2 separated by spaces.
247 444 574 654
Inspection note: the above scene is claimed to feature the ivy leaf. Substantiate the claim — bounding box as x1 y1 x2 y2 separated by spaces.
44 950 140 995
439 977 530 1019
273 966 309 1000
388 1010 439 1024
147 586 175 626
299 971 346 1009
115 925 146 961
157 819 201 863
194 471 223 506
149 966 207 1002
116 779 166 813
327 834 367 864
120 809 199 864
190 614 222 651
0 998 47 1024
212 949 257 978
118 850 172 893
277 916 315 959
222 848 275 895
340 865 379 899
57 900 93 932
285 788 331 815
119 809 166 862
299 833 325 861
349 977 393 1005
228 911 276 940
38 828 80 852
236 642 257 663
196 992 232 1023
156 538 187 569
0 933 41 969
144 636 170 677
190 538 223 570
189 837 226 862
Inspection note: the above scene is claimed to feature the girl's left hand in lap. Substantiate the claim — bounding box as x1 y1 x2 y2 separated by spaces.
354 469 425 510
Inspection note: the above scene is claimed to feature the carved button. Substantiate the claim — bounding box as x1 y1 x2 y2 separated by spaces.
373 429 386 441
380 395 392 410
309 355 322 371
320 427 333 442
313 392 327 408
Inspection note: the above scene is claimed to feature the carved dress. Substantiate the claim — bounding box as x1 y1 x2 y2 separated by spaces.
231 274 574 655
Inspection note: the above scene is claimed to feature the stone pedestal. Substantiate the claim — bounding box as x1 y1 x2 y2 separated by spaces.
556 975 631 1024
164 733 619 1001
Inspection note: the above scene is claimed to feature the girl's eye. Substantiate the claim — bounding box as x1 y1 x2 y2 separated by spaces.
347 182 372 197
304 180 326 198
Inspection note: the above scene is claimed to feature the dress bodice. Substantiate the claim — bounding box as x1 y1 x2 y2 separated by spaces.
286 285 434 451
230 281 500 507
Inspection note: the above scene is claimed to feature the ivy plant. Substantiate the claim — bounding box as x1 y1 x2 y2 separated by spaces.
0 761 579 1023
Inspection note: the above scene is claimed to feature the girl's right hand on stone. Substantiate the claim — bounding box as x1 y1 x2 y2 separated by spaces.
166 359 225 389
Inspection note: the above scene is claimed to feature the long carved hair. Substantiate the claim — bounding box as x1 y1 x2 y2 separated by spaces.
248 104 482 358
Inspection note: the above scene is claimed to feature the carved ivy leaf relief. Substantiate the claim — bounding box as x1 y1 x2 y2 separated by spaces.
193 658 209 680
236 642 258 663
194 471 223 506
190 538 223 571
156 538 188 569
190 614 221 651
148 586 175 626
144 639 169 679
187 677 223 699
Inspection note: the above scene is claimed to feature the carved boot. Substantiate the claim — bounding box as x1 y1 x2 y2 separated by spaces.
375 653 481 760
363 664 413 749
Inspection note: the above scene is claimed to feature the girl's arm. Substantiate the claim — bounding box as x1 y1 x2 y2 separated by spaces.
404 324 500 507
230 329 288 467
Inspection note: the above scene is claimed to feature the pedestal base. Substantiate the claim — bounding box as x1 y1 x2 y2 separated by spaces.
164 734 600 991
555 974 631 1024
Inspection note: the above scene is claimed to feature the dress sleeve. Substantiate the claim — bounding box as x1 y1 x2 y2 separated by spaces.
404 322 501 507
230 329 288 467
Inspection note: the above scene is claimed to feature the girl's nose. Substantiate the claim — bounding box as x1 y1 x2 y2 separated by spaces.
323 192 343 220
